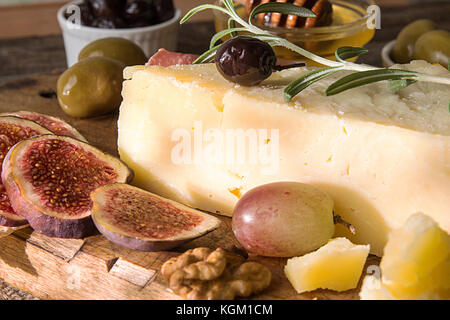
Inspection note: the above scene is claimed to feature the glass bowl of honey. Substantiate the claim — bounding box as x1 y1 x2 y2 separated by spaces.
213 0 376 67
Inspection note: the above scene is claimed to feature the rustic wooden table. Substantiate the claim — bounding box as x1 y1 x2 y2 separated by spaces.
0 0 449 300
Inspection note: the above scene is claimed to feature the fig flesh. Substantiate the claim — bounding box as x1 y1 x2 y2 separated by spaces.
2 135 133 238
0 116 53 228
0 111 87 142
91 183 221 251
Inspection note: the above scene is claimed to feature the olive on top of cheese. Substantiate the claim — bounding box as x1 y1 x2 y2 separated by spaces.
118 60 450 256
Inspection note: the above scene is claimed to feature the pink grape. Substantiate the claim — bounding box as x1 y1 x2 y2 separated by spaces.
232 182 335 257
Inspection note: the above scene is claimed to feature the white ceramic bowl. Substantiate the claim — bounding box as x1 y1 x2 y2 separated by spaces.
57 1 181 67
381 40 396 67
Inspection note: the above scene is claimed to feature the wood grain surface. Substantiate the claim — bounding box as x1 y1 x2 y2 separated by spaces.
0 73 380 300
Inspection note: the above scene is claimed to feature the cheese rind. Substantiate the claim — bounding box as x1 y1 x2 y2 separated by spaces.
118 61 450 256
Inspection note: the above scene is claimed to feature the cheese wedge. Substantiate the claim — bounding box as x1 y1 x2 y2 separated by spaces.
118 60 450 256
360 213 450 300
285 237 370 293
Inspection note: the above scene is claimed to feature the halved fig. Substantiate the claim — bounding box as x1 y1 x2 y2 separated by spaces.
91 184 221 252
2 135 133 238
0 111 87 142
0 116 53 227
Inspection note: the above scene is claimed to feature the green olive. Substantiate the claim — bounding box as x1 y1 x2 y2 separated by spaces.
414 30 450 67
57 57 124 118
78 37 147 67
392 19 437 63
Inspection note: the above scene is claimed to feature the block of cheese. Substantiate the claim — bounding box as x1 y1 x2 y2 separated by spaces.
118 60 450 256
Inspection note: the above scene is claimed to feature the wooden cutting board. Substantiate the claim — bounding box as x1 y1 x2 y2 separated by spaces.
0 74 379 300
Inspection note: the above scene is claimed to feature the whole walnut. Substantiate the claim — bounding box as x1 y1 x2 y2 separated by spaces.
161 247 272 300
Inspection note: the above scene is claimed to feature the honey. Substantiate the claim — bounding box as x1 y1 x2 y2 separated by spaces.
213 0 375 67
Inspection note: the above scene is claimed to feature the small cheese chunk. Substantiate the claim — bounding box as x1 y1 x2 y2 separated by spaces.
284 237 370 293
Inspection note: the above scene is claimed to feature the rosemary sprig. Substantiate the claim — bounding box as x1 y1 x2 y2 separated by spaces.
181 0 450 103
193 44 221 64
248 2 316 21
326 69 418 96
284 67 341 101
388 78 418 93
335 47 369 62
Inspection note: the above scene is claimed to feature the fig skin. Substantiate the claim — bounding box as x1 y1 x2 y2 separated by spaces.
0 203 28 227
0 117 54 227
93 219 193 252
0 111 87 142
2 135 133 239
91 183 221 251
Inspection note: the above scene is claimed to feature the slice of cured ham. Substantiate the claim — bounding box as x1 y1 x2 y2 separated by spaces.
146 48 199 67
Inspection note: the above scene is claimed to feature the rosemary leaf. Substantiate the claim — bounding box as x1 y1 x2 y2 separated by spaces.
222 0 236 13
228 18 237 37
185 1 450 100
210 27 248 49
181 4 228 24
326 69 418 96
193 45 221 64
249 2 315 22
335 47 368 62
388 78 418 93
284 68 340 102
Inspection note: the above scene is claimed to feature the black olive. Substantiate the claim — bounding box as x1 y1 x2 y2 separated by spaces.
215 36 277 86
153 0 175 23
87 0 124 19
124 0 158 27
79 2 96 27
